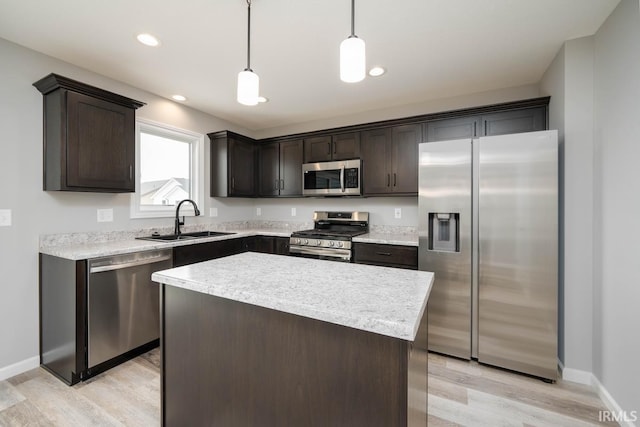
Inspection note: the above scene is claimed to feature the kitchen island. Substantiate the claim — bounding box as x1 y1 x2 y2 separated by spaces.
152 252 433 427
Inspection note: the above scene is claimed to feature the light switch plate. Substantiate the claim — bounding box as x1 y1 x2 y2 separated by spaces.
394 208 402 219
291 207 297 217
97 208 113 222
210 207 218 217
256 207 262 216
0 209 11 226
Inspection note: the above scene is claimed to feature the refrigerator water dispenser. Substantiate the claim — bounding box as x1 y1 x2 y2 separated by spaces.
428 213 460 252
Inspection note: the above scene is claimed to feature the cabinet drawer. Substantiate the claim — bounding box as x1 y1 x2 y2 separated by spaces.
353 243 417 270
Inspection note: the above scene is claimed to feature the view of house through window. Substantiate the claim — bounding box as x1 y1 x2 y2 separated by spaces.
132 120 203 218
140 132 190 206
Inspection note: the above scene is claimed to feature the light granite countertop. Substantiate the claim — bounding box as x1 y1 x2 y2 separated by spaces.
152 252 433 341
39 223 419 260
39 229 293 261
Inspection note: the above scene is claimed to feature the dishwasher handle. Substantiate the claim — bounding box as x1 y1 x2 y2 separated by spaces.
89 253 173 273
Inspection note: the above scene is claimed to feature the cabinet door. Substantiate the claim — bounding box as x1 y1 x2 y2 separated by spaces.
424 116 480 142
66 91 135 191
353 243 418 270
173 239 243 267
274 237 290 255
279 139 303 196
258 143 279 197
391 124 421 194
303 135 332 162
332 132 360 160
481 107 546 137
229 137 255 196
361 128 392 195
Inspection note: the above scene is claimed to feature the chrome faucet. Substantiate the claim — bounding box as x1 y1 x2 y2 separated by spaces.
174 199 201 235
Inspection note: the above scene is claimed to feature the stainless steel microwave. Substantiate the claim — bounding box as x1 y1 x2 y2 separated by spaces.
302 159 361 196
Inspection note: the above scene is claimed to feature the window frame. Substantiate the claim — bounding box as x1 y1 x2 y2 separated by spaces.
130 118 205 219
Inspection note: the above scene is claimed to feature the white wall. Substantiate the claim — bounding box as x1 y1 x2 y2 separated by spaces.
593 0 640 415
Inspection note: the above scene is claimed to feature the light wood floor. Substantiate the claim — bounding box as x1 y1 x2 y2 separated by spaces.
0 350 615 426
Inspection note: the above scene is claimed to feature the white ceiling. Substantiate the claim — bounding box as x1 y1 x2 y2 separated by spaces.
0 0 619 131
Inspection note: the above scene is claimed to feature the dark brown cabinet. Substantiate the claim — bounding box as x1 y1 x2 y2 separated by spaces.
247 235 290 255
303 132 360 162
209 131 256 197
352 243 418 270
361 124 421 196
258 139 303 197
33 74 144 193
424 106 547 142
173 238 247 267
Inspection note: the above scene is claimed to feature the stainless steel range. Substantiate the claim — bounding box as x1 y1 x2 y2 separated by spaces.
289 211 369 261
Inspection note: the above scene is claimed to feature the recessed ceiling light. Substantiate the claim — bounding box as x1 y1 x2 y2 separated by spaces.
136 33 160 47
257 96 268 103
368 66 386 77
172 95 187 102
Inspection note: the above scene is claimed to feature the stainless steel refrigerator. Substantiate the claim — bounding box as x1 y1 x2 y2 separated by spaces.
418 130 558 381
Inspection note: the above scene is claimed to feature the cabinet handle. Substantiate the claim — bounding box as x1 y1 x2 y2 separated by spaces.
275 179 279 190
232 177 235 190
393 173 397 187
280 179 285 190
484 121 487 135
333 141 336 154
129 165 132 180
473 122 477 137
327 142 331 155
375 252 392 256
387 174 390 187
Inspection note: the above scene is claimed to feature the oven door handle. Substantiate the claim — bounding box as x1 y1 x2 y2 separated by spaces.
289 245 351 260
340 165 345 192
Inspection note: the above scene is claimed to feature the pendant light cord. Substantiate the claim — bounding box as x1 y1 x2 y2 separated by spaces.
246 0 252 70
351 0 355 37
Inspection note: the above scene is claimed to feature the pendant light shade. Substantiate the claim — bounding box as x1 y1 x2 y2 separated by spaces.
237 0 260 106
340 36 366 83
237 69 259 106
340 0 365 83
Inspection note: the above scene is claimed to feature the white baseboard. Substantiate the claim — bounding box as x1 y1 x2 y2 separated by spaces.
0 356 39 382
561 365 637 427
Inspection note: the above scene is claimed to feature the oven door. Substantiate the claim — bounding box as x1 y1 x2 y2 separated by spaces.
302 159 361 196
289 245 352 262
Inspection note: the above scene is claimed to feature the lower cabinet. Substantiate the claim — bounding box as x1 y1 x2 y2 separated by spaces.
352 242 418 270
173 238 247 267
244 235 290 255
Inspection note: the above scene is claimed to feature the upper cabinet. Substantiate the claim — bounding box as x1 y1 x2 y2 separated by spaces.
33 74 145 193
424 106 547 142
361 124 422 196
209 131 257 197
303 132 360 162
258 139 303 197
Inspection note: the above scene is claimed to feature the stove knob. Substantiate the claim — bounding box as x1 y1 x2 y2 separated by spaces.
337 241 344 248
292 238 299 244
316 240 322 246
303 239 309 245
329 241 335 247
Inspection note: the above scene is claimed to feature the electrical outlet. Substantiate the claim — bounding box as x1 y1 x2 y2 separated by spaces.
209 207 218 217
291 207 297 217
256 207 262 216
97 208 113 223
394 208 402 219
0 209 11 226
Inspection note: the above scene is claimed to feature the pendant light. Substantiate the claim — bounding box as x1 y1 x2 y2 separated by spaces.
340 0 366 83
237 0 259 106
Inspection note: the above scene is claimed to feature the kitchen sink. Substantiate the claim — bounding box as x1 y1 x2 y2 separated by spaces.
136 231 236 242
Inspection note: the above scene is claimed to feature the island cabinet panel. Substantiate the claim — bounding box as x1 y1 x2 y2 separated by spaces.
33 73 144 193
161 285 426 427
353 243 418 270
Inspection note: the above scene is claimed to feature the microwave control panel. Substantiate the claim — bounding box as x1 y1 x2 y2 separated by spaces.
345 168 359 188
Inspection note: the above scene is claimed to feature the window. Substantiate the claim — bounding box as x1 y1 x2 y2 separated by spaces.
131 119 204 218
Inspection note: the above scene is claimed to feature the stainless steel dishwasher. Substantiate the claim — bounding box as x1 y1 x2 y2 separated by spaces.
87 249 172 368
